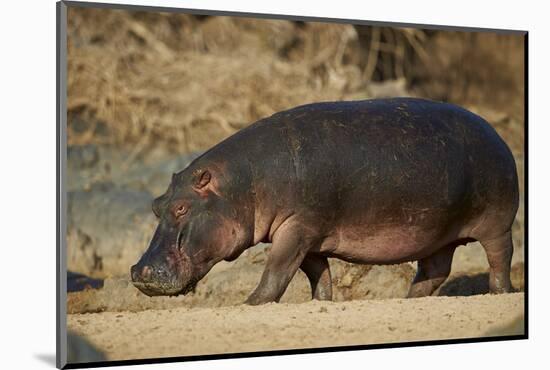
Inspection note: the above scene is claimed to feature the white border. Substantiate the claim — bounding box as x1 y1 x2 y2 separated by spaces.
1 0 546 369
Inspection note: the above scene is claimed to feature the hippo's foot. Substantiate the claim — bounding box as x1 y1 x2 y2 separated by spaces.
244 292 273 306
407 244 456 298
300 254 333 301
479 231 514 294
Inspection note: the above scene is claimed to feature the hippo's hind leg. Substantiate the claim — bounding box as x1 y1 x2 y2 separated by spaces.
479 230 513 293
300 254 332 301
407 244 457 298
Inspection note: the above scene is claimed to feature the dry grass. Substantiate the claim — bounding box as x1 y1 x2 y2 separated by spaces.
67 7 524 158
67 8 428 154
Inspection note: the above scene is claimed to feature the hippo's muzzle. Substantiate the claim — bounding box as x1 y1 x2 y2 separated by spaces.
130 242 196 297
130 263 183 296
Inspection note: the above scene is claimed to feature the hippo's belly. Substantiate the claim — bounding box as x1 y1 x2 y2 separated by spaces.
318 221 467 265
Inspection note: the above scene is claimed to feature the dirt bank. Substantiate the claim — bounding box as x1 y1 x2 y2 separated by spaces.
68 292 524 362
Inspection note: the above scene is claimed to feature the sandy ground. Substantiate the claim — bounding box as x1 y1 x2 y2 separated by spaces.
68 293 524 362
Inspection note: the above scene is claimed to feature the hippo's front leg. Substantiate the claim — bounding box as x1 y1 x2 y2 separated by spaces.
245 220 318 305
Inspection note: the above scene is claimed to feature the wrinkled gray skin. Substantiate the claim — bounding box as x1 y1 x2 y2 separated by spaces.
131 98 519 304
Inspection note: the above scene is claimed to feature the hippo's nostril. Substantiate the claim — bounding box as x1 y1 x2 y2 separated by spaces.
141 265 152 281
130 264 154 282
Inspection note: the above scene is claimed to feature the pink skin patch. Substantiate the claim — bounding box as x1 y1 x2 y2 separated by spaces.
320 225 451 264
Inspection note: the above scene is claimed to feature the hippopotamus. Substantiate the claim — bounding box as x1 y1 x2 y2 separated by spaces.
130 98 519 305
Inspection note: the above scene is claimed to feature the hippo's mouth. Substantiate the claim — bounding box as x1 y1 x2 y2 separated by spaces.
132 278 198 297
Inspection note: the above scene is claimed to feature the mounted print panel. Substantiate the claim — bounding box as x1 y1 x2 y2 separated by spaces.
57 1 526 368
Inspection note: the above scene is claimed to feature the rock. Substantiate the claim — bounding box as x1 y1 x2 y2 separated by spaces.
340 274 353 288
67 186 157 277
68 145 100 169
67 271 104 292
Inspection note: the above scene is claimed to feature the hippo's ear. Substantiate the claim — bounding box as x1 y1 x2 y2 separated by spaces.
193 169 211 190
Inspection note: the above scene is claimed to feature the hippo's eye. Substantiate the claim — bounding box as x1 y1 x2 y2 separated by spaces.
174 204 188 218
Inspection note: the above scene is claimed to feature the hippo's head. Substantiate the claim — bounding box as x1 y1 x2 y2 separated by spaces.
130 165 250 296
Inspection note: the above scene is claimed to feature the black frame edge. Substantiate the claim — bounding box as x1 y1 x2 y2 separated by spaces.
523 32 529 339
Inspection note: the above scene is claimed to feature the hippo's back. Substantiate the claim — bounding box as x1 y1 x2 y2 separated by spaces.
242 98 518 237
